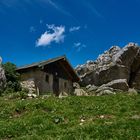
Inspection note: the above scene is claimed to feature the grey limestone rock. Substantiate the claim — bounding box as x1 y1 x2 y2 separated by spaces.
0 57 6 91
75 43 140 92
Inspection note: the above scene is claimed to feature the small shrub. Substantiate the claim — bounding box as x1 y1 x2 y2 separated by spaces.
8 91 28 100
8 92 21 100
22 88 29 94
0 89 3 96
2 62 22 93
19 91 28 99
15 101 26 114
3 88 15 95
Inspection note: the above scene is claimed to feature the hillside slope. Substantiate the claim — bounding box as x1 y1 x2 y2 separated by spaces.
0 94 140 139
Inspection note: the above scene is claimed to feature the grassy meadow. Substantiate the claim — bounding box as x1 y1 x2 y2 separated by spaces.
0 93 140 140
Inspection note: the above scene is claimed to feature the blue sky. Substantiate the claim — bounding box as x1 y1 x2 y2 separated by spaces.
0 0 140 67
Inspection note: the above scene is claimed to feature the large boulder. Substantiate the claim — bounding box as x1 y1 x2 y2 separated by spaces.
97 90 115 96
93 65 129 86
131 69 140 90
100 79 129 91
75 43 140 92
112 43 139 67
73 82 80 89
128 88 138 95
87 84 98 92
74 89 88 96
0 57 6 91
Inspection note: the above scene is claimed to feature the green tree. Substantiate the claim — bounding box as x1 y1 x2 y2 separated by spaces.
2 62 21 92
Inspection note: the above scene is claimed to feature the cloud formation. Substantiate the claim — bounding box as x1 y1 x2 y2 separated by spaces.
36 24 65 47
74 42 81 47
74 42 86 52
69 26 81 32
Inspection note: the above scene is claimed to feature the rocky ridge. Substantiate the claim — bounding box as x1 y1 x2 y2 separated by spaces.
0 57 6 91
75 43 140 95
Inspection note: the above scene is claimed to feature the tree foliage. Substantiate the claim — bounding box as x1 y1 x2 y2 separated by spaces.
2 62 21 92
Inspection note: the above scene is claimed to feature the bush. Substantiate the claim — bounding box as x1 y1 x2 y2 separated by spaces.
2 62 22 92
3 88 14 95
22 88 29 93
8 91 28 100
0 89 3 96
8 92 21 99
19 91 28 99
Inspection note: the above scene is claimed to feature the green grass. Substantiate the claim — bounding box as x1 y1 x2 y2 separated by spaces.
0 94 140 140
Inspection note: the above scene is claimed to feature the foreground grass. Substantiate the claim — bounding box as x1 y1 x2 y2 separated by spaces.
0 94 140 140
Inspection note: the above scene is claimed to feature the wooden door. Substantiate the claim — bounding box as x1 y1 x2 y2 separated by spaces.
53 76 59 96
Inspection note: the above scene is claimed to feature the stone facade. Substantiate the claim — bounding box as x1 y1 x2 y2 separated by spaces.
59 78 73 94
20 68 73 95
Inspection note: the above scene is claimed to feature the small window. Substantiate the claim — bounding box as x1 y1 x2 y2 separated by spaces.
46 74 49 83
64 82 67 88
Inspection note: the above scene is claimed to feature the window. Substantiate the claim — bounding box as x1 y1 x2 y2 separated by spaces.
46 74 49 83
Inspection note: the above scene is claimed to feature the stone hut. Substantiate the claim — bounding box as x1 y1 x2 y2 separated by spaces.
17 56 79 96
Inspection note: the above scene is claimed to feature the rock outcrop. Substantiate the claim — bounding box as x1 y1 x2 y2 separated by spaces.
100 79 129 91
75 43 140 92
74 88 88 96
21 80 37 94
73 82 88 96
0 57 6 91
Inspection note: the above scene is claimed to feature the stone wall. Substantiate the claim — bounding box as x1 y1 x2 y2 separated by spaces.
59 78 73 94
20 68 73 95
21 80 36 94
35 71 53 94
20 68 53 94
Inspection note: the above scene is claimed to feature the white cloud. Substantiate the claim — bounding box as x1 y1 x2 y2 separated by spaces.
36 24 65 47
69 26 81 32
74 42 81 47
74 42 87 52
